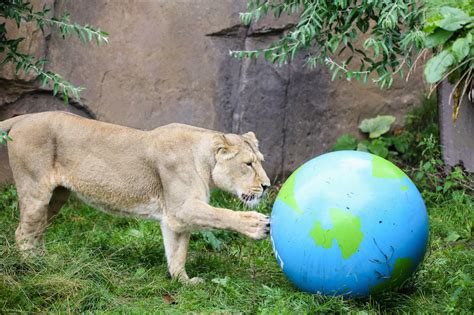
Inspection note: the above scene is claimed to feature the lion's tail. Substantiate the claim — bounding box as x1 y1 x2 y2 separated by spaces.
0 114 32 134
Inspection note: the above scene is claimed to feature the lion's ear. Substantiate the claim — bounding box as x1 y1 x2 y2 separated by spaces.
242 131 259 147
213 134 238 160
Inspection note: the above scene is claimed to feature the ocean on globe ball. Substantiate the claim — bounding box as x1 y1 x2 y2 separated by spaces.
270 151 429 297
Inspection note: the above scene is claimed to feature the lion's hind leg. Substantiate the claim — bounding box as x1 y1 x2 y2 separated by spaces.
8 126 62 252
15 186 54 252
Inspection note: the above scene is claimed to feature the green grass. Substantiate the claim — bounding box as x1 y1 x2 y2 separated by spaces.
0 184 472 313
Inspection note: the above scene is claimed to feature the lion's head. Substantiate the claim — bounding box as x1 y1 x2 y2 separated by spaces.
212 132 270 207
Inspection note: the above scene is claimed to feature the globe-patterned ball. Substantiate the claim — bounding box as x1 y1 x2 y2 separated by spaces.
271 151 429 297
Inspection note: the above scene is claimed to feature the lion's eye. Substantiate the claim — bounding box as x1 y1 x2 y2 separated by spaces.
245 162 252 167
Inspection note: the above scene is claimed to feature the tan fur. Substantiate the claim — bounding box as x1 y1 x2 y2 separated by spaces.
1 111 271 283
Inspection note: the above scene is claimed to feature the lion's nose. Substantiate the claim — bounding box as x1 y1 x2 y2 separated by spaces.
262 184 270 192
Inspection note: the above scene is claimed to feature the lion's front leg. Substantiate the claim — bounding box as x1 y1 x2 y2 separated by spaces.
176 199 270 240
160 222 203 284
161 199 269 282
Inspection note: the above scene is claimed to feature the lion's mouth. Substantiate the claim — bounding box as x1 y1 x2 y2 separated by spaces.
240 193 261 207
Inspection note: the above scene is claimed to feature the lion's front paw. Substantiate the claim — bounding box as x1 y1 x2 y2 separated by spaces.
240 211 270 240
179 276 204 285
176 273 204 285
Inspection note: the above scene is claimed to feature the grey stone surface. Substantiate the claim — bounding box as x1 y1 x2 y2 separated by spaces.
438 81 474 172
0 0 427 182
233 35 290 180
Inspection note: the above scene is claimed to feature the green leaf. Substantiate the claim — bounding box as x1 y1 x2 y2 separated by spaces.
332 134 357 151
444 231 461 242
423 161 432 171
414 171 424 181
392 135 411 153
423 14 442 34
443 180 454 193
15 61 22 74
346 70 353 81
328 36 340 53
63 89 69 105
1 129 11 145
53 83 59 96
452 33 472 61
356 17 369 33
358 115 396 138
424 28 453 48
436 6 472 32
264 49 273 60
424 50 456 84
331 67 340 81
200 231 222 251
367 139 389 158
134 267 146 278
211 276 229 286
357 140 369 152
128 229 144 238
40 74 49 87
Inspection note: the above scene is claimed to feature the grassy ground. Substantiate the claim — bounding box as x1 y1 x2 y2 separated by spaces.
0 184 472 313
1 99 473 313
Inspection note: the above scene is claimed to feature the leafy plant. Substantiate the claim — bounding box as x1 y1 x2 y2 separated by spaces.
359 115 396 138
332 114 397 158
231 0 473 116
332 134 357 151
0 1 108 104
0 130 12 145
199 231 223 251
410 134 473 201
422 2 473 119
232 0 423 88
332 97 473 197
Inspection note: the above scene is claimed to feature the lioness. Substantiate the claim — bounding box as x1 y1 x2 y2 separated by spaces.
0 111 270 283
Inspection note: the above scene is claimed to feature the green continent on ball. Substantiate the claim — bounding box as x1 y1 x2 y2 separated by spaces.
277 166 303 214
369 257 414 294
372 155 406 179
310 208 364 259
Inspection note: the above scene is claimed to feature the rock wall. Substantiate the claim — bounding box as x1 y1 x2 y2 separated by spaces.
438 82 474 172
0 0 426 181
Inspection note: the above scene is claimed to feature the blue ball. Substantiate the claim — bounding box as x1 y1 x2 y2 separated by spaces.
271 151 429 297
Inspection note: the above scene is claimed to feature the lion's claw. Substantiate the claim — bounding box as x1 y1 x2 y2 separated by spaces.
240 211 270 240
